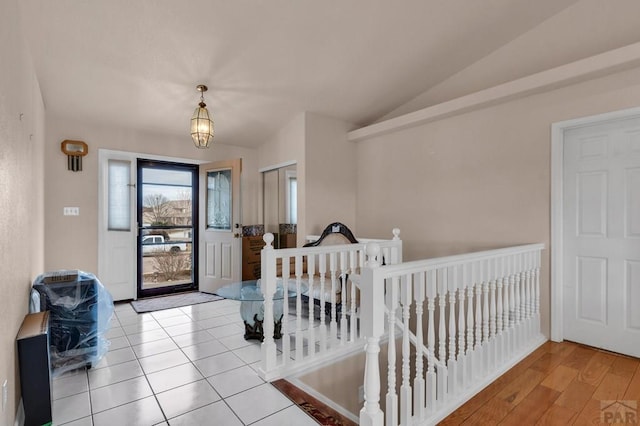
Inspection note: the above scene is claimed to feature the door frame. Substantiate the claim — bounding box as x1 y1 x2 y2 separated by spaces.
98 149 207 300
550 105 640 341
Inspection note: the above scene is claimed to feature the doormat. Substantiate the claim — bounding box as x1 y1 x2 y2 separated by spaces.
130 292 223 313
272 379 357 426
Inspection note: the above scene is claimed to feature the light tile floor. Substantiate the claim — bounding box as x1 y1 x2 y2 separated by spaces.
51 299 319 426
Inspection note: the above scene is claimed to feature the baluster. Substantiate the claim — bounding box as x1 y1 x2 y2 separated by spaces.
482 280 489 346
319 253 327 352
361 337 383 426
413 272 426 419
505 257 512 329
514 255 522 350
438 270 447 363
489 269 497 341
447 266 457 396
489 276 496 370
474 262 483 377
523 253 532 340
281 256 290 364
467 283 474 356
496 257 504 364
400 274 412 425
349 250 358 342
474 274 482 334
307 255 316 358
340 251 348 344
516 256 522 325
295 255 304 360
523 253 529 320
330 252 338 344
489 259 498 339
465 271 474 383
523 254 529 322
502 260 511 355
481 262 489 373
260 234 277 373
386 276 399 426
535 251 541 316
521 254 528 341
508 258 516 354
437 269 447 405
534 251 541 334
426 270 437 413
456 266 467 388
528 257 534 320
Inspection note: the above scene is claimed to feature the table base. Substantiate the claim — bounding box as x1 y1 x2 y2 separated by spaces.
243 314 284 341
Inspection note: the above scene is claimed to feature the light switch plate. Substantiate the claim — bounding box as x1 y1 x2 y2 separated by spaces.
63 207 80 216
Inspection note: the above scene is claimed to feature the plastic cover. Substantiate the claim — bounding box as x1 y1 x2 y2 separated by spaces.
31 270 114 376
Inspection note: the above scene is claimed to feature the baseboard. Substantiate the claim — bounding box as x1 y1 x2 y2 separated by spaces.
13 399 23 426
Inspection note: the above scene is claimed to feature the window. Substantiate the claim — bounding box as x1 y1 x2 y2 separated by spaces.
108 159 131 231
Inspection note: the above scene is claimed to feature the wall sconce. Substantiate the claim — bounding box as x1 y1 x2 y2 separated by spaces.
61 140 88 172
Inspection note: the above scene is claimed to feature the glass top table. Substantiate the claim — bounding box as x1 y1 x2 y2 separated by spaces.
215 279 308 341
215 280 300 301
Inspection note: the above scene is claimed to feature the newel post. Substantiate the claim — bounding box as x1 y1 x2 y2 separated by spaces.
260 233 277 375
360 243 385 426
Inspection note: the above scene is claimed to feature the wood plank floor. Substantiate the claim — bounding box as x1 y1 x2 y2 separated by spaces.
440 341 640 425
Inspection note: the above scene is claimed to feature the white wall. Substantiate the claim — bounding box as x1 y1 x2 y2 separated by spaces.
304 113 356 235
258 112 356 245
258 113 306 241
258 112 305 170
356 64 640 339
44 114 260 273
0 0 46 423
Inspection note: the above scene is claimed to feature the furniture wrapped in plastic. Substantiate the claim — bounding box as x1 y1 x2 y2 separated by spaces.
31 270 114 376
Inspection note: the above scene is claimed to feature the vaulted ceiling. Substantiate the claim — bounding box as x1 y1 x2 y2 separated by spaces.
19 0 640 147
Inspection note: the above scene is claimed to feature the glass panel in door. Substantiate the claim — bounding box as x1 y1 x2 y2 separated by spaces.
137 160 198 298
206 169 232 230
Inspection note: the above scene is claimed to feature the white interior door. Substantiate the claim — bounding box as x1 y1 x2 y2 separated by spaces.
563 117 640 357
199 159 242 293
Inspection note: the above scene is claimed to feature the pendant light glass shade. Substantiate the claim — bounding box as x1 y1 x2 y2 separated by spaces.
190 85 214 148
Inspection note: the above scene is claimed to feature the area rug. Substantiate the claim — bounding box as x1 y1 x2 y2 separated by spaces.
130 291 223 313
272 379 358 426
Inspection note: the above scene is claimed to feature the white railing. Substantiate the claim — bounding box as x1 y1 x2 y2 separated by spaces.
259 229 403 381
359 243 545 426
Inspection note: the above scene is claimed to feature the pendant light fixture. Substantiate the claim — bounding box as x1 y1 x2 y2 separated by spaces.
190 84 214 148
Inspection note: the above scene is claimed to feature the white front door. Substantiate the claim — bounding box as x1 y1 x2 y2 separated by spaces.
563 117 640 357
98 151 137 301
199 159 242 293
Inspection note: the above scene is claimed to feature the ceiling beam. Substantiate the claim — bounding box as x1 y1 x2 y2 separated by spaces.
348 41 640 142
